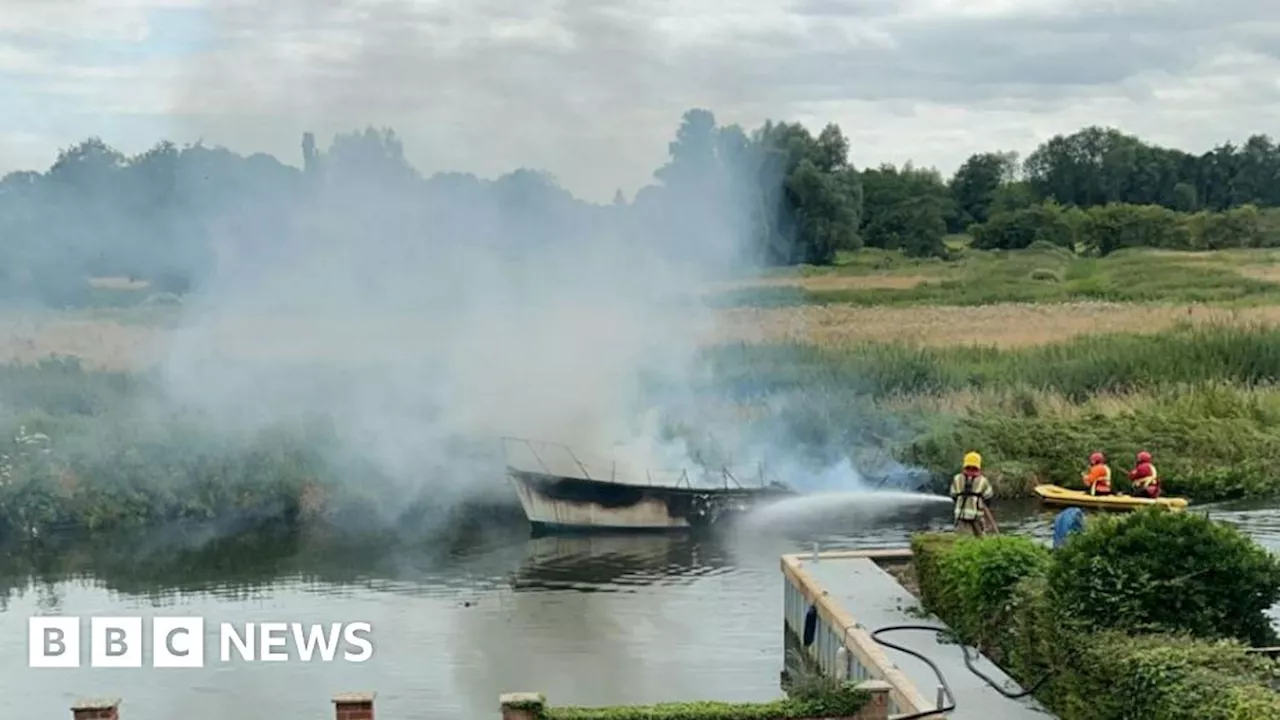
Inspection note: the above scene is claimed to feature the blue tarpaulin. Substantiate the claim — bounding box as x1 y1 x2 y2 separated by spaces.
1052 507 1086 548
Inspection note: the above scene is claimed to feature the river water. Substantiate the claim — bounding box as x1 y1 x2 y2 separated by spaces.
4 496 1279 720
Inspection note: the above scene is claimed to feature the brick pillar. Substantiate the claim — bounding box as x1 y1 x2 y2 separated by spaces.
332 691 375 720
499 692 546 720
851 680 894 720
71 698 121 720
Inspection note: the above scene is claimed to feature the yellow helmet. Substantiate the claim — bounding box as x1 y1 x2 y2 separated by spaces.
963 451 982 469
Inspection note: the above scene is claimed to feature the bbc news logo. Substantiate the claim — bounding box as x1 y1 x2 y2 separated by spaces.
28 616 374 668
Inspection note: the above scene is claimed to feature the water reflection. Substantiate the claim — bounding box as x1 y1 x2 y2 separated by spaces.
0 498 1277 720
511 533 738 592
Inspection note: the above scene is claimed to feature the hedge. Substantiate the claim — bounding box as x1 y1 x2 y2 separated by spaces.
521 684 871 720
1047 508 1280 646
909 519 1280 720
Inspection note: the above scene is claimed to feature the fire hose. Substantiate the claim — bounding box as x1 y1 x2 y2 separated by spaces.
802 606 1052 718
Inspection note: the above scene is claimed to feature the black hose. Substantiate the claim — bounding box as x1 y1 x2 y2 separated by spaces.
867 625 956 720
869 624 1053 717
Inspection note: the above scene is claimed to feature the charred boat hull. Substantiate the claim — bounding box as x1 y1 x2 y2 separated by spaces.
507 470 792 533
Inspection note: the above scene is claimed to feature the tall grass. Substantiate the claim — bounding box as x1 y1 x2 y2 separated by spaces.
704 322 1280 401
695 322 1280 500
899 382 1280 500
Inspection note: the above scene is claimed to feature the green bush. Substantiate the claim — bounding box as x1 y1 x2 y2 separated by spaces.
909 532 958 614
1053 632 1280 720
970 202 1076 251
537 684 870 720
910 533 1050 654
1077 203 1190 255
909 528 1280 720
1187 205 1267 249
1048 508 1280 645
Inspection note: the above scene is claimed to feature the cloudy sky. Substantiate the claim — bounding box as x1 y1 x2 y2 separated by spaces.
1 0 1277 202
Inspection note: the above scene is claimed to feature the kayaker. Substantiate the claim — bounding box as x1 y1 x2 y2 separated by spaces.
1129 450 1161 498
1080 452 1112 496
951 451 995 537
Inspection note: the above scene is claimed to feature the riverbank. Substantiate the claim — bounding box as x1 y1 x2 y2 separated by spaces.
0 358 522 541
2 321 1280 541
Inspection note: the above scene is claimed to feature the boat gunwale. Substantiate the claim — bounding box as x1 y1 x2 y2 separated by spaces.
506 468 795 497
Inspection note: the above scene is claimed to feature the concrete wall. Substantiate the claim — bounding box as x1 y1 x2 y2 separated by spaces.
781 549 940 718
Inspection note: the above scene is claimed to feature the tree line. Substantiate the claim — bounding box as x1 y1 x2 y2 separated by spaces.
2 110 1279 307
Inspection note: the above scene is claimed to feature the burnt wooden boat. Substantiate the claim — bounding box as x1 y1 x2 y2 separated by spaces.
502 437 794 533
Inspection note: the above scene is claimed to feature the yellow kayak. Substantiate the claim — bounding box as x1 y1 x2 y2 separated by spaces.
1033 484 1188 511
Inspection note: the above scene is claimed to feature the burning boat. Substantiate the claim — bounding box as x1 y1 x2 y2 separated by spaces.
501 437 794 533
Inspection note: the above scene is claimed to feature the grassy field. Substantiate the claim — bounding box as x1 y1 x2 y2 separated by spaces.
2 245 1280 541
713 243 1280 308
12 245 1280 367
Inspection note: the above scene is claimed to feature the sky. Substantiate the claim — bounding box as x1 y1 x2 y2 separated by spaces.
1 0 1278 203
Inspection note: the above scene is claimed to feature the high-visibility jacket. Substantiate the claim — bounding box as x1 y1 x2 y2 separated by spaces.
1130 462 1158 489
1083 464 1111 495
950 472 993 521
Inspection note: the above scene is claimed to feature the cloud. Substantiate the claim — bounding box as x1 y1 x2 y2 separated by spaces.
2 0 1280 200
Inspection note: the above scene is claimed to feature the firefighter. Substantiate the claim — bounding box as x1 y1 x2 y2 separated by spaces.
1129 451 1160 499
950 451 996 537
1081 451 1112 496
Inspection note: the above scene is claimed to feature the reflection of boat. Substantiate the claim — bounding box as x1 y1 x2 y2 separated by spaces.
1034 484 1189 511
502 438 794 533
510 533 731 591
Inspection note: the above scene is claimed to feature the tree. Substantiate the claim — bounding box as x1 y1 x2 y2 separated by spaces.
862 163 948 257
950 151 1018 230
7 113 1280 310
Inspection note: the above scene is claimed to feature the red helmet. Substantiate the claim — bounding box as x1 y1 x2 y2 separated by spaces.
1137 451 1152 463
1089 452 1105 464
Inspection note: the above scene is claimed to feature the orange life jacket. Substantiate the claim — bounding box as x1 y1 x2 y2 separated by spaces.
1084 464 1111 494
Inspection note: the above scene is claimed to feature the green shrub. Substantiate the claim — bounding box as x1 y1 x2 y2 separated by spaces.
910 529 1280 720
1054 632 1280 720
1047 508 1280 645
539 684 870 720
970 202 1076 251
916 534 1051 654
909 532 959 615
1002 575 1076 693
1187 205 1267 249
1077 203 1190 255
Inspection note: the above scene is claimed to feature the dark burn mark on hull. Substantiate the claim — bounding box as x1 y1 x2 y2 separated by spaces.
508 470 793 530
